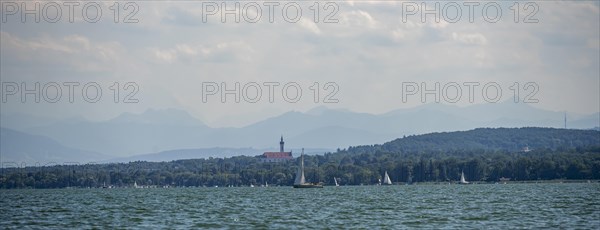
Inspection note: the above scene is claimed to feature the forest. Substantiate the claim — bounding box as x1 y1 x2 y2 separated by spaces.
1 128 599 188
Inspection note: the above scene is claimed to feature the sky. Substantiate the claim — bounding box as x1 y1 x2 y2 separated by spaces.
1 0 599 128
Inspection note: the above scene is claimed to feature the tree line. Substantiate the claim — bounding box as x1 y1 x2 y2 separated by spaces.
1 147 599 189
1 128 599 188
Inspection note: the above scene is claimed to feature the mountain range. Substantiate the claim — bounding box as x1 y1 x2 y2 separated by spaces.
1 101 598 165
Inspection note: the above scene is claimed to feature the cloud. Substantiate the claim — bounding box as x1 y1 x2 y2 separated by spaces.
1 31 123 72
1 31 73 53
149 41 253 64
339 10 377 29
0 1 598 126
588 38 600 49
298 18 321 35
451 32 487 45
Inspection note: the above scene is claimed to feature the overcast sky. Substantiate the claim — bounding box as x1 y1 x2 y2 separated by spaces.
1 1 598 127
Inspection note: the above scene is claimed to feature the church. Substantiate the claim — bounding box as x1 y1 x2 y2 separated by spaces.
259 136 294 163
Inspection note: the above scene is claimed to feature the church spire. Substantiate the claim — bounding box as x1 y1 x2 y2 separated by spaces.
280 135 284 152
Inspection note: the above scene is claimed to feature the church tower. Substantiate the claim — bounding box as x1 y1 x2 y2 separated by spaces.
260 135 293 163
280 135 284 152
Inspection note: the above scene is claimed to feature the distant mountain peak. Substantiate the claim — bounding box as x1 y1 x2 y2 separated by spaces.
109 108 205 126
306 106 356 116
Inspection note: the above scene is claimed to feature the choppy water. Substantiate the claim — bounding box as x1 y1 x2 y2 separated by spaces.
1 183 599 229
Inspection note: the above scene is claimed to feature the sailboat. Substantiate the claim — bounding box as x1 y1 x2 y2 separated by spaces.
382 171 393 185
293 148 323 188
459 171 469 184
334 177 339 187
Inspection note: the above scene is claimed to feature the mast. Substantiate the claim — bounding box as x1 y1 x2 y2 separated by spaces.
294 148 306 185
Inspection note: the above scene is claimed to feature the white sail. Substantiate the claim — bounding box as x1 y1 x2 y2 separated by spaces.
460 171 469 184
294 149 306 185
334 177 339 186
383 171 392 185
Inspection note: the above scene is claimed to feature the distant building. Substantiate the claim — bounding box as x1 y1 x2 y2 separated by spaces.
259 136 293 163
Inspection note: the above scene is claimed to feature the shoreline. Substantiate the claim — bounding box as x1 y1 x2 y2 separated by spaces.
1 180 598 190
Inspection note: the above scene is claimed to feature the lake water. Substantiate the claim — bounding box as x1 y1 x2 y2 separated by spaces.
1 183 599 229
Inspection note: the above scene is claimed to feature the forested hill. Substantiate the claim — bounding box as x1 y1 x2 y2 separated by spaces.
344 128 600 154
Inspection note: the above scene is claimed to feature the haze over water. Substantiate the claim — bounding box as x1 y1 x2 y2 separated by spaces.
2 183 598 228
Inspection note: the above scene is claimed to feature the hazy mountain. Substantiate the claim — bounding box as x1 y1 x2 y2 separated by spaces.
21 109 212 156
110 108 207 126
570 113 600 129
287 126 382 148
106 147 334 163
0 127 109 166
384 101 565 128
107 148 261 163
6 102 599 158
